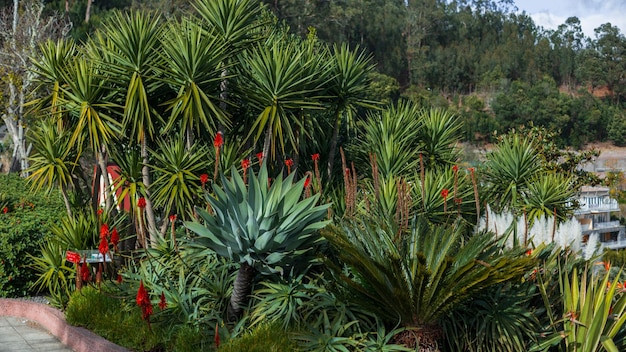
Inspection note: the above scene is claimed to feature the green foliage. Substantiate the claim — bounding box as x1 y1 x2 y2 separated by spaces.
0 174 65 297
186 163 331 276
323 216 533 328
443 285 540 352
531 267 626 352
28 241 75 308
65 286 165 351
218 322 298 352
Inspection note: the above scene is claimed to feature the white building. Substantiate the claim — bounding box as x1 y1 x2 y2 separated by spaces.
575 186 626 249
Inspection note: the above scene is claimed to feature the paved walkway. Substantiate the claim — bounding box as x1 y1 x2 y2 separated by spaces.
0 316 72 352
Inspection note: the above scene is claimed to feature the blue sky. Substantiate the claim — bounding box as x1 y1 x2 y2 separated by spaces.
515 0 626 38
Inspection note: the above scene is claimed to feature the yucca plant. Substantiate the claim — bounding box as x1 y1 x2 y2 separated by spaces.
186 163 331 320
323 216 534 350
531 267 626 352
29 241 75 308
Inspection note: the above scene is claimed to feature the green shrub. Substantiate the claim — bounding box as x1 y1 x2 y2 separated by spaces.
66 286 165 351
0 174 65 297
218 322 298 352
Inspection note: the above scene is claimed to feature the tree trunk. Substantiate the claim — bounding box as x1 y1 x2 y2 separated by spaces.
84 0 92 23
141 136 159 247
97 146 112 212
326 108 342 179
60 187 73 218
227 262 256 321
262 125 271 163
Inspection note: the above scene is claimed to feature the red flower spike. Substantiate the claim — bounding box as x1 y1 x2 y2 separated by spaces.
159 292 167 310
213 132 224 148
241 159 250 170
80 261 90 282
452 165 458 172
285 159 294 168
312 153 320 161
169 214 177 222
98 237 109 256
441 189 449 198
199 174 209 185
111 228 119 250
215 323 220 348
454 198 462 205
116 274 123 284
526 249 532 256
304 176 311 188
142 304 153 320
97 208 103 216
100 224 109 239
2 207 8 214
256 152 264 162
136 281 149 306
137 197 147 209
605 261 611 271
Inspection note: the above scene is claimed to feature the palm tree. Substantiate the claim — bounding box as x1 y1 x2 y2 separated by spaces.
159 19 230 148
323 216 533 350
26 119 79 217
238 39 330 160
97 11 165 243
325 43 376 179
59 57 121 212
186 164 330 320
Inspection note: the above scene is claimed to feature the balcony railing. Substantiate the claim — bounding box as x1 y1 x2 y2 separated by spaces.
594 221 623 229
575 200 620 214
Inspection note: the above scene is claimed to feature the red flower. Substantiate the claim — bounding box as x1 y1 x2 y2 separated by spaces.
241 159 250 170
97 208 103 216
526 249 533 256
312 153 320 161
116 274 123 284
285 159 294 168
136 281 153 320
98 237 109 256
2 207 7 214
213 132 224 148
454 198 462 204
256 152 264 161
100 224 109 239
304 176 311 188
452 165 458 172
80 261 90 282
159 292 167 310
110 228 119 249
441 189 449 198
199 173 209 185
136 281 149 306
468 167 475 173
137 197 147 209
215 323 220 348
169 214 177 222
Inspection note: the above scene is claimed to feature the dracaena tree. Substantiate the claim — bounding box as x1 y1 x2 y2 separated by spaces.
186 163 330 321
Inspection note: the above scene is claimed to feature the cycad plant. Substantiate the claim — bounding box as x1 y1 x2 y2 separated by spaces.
186 163 330 320
323 216 533 350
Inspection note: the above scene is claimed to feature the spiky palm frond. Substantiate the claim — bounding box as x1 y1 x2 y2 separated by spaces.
238 39 330 158
323 217 533 328
418 108 463 170
193 0 263 50
149 139 210 219
101 10 164 143
524 173 577 224
482 134 541 213
160 19 230 137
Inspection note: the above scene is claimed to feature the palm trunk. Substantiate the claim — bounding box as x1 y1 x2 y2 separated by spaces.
60 187 73 218
96 147 112 212
262 126 271 163
141 137 158 247
227 262 256 321
326 108 342 179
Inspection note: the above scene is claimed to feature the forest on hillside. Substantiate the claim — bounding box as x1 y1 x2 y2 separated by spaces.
3 0 626 147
